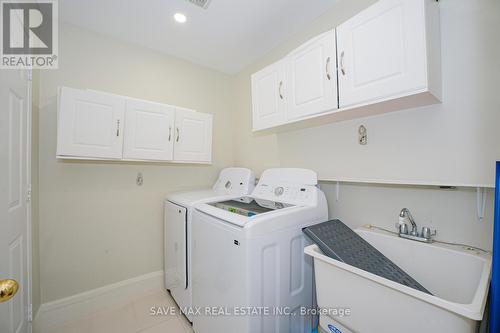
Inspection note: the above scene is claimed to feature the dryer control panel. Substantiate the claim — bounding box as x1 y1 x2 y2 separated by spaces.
213 168 256 197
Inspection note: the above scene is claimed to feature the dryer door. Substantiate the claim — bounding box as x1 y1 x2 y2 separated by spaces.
164 201 187 290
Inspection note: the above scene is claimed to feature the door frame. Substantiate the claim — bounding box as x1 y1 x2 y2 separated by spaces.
1 68 34 331
25 69 33 330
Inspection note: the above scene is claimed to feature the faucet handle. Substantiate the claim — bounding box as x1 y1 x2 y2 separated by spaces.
399 223 409 235
421 227 437 239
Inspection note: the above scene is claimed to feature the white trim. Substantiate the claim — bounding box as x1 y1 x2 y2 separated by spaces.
26 68 33 333
34 271 164 333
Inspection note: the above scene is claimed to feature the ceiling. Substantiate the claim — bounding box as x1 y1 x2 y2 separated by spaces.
59 0 338 74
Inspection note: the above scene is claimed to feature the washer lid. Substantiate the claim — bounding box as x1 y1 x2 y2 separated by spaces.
208 200 276 217
257 168 317 186
195 198 302 227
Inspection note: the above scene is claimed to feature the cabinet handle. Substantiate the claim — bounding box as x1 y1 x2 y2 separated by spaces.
278 81 283 100
326 57 331 80
340 51 346 76
116 120 120 137
176 128 180 142
168 126 172 141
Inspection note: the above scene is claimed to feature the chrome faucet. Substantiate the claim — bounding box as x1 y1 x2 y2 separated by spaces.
399 208 418 236
397 208 436 243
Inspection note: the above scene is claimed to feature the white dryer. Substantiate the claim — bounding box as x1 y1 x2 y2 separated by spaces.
191 168 328 333
164 168 255 322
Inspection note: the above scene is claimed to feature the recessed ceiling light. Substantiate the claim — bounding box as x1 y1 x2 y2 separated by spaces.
174 13 187 23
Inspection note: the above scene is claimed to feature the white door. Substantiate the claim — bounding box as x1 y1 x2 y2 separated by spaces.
57 87 125 159
0 70 31 333
164 202 187 290
336 0 427 108
123 100 175 161
173 108 212 163
285 29 338 120
251 61 286 130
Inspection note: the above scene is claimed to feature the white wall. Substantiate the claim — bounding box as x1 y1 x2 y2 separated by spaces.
37 23 236 303
321 182 494 251
231 0 498 251
233 0 500 187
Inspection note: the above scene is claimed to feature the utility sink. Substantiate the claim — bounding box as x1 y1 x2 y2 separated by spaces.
305 227 492 333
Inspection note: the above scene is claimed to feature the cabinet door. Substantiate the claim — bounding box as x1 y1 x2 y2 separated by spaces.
336 0 427 108
285 29 338 120
123 100 175 161
57 87 125 159
173 108 212 163
164 201 187 290
251 61 286 130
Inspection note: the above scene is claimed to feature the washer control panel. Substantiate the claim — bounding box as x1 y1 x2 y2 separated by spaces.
253 183 317 206
274 186 284 196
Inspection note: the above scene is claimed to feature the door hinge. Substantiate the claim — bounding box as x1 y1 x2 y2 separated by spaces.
27 303 33 322
26 185 32 203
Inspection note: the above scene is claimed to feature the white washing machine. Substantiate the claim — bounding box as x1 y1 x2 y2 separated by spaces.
164 168 255 322
191 168 328 333
319 314 353 333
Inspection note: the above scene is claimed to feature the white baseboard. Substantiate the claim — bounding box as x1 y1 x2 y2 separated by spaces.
34 271 164 333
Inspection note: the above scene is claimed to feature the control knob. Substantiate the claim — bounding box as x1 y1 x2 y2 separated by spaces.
274 186 284 196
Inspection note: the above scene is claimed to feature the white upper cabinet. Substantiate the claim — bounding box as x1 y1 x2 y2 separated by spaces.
123 100 175 161
250 0 440 132
57 87 213 163
57 87 125 159
173 108 213 163
251 61 286 130
285 29 338 120
336 0 441 108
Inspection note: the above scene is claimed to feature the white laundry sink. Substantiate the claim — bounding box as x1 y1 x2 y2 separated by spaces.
305 227 491 333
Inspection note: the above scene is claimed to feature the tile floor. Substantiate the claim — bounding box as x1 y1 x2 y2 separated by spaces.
45 290 194 333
